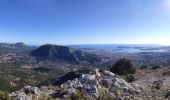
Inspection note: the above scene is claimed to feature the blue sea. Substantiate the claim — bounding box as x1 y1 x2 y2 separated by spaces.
68 44 169 53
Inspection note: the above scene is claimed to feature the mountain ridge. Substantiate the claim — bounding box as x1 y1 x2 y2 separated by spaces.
31 44 101 64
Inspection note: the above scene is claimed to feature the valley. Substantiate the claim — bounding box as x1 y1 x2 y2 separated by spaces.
0 43 170 99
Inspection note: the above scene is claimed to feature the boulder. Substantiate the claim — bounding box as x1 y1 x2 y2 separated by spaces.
21 86 39 95
101 79 110 88
152 79 164 90
165 90 170 98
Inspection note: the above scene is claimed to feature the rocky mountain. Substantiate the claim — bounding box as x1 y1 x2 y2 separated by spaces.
31 44 101 64
9 69 142 100
7 66 170 100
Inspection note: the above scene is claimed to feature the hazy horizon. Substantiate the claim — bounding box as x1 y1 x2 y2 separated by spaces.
1 41 169 47
0 0 170 45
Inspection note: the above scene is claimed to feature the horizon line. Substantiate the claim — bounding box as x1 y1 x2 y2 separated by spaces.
1 41 170 46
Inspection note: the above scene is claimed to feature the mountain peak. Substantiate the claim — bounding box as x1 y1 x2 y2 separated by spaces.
31 44 101 63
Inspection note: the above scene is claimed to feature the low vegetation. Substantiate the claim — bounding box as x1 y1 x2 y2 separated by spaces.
124 74 136 82
110 58 136 75
140 65 148 69
152 65 161 70
0 62 65 93
0 91 10 100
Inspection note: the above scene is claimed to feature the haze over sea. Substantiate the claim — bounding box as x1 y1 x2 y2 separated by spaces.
69 44 169 53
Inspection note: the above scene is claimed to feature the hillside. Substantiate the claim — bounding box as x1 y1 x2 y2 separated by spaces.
0 43 170 100
9 67 170 100
9 68 142 100
31 44 101 64
0 42 36 54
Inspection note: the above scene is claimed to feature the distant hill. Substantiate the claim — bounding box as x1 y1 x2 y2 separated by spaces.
11 42 26 48
31 44 101 63
0 42 36 54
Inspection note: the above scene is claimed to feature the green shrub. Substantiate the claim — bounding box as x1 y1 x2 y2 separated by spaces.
125 74 136 83
98 87 113 100
38 94 48 100
162 71 170 76
0 91 10 100
140 65 147 69
110 58 135 75
71 91 88 100
151 65 160 70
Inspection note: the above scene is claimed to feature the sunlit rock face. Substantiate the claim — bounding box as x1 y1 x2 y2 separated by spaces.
10 68 141 100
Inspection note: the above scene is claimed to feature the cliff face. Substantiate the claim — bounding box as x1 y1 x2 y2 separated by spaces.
31 44 101 63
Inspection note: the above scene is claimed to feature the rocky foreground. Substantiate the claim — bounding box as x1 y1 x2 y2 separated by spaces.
9 68 170 100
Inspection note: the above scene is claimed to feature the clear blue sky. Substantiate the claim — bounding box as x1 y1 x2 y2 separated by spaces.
0 0 170 45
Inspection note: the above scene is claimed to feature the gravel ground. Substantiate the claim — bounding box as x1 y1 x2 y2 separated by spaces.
134 66 170 100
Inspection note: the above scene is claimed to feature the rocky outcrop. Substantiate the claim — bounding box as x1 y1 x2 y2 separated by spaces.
10 69 142 100
9 86 55 100
31 44 101 63
60 68 140 99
